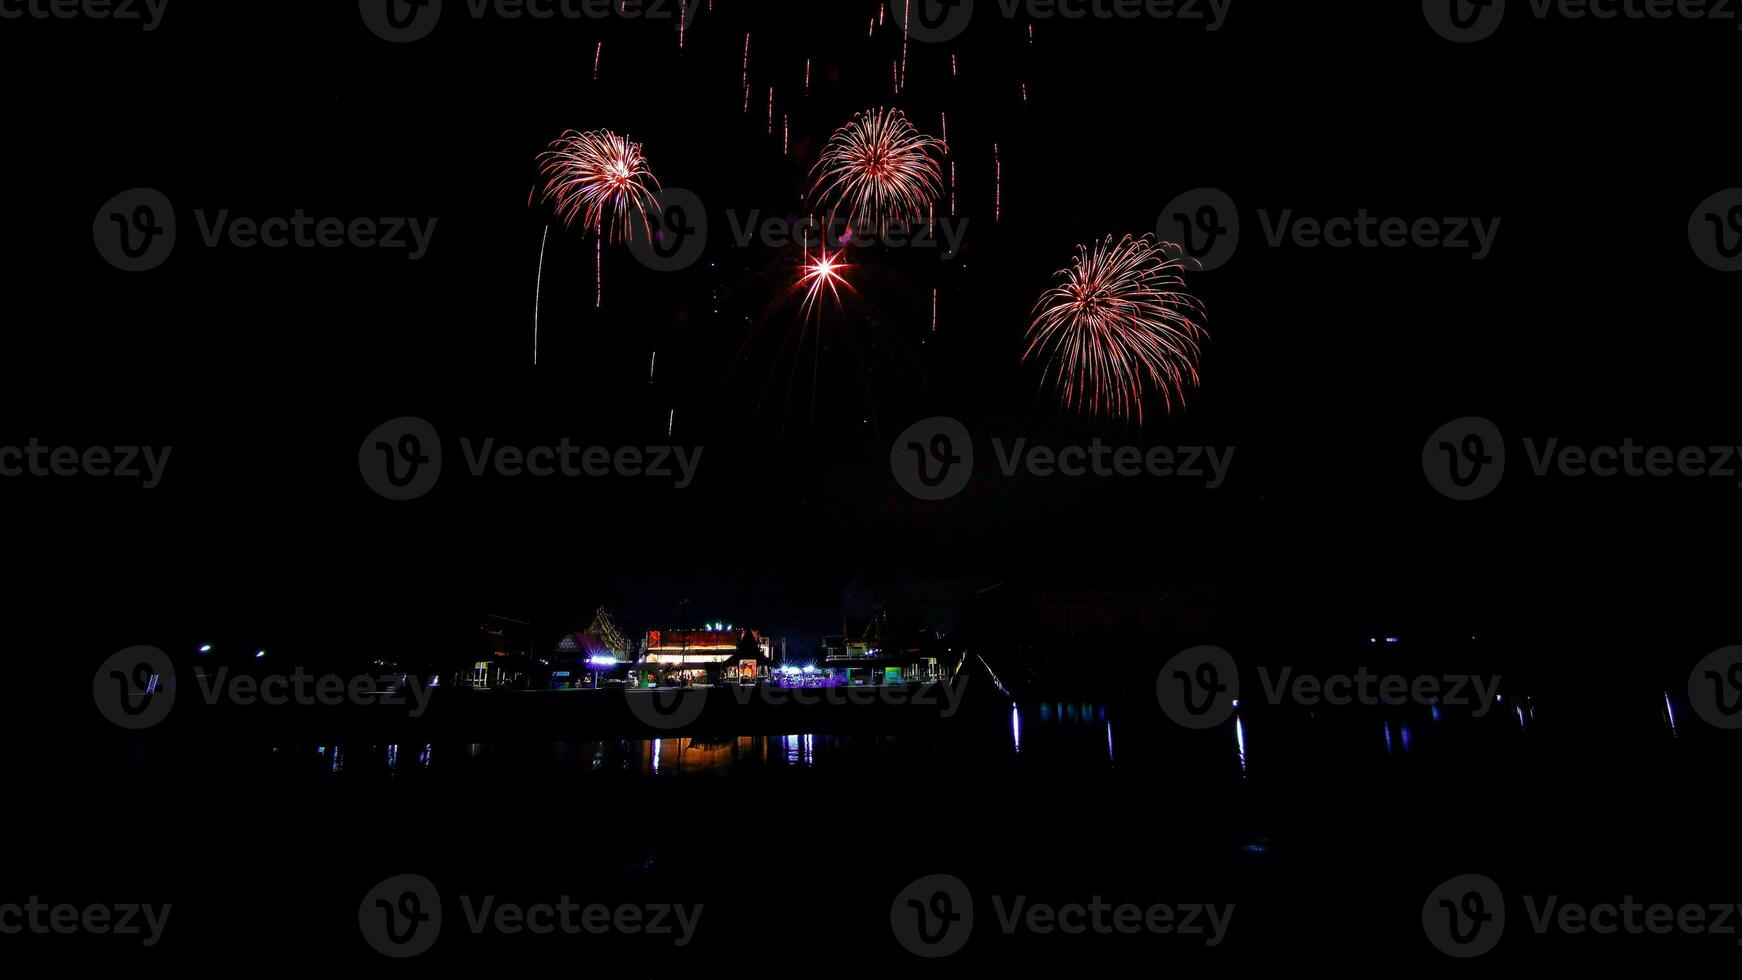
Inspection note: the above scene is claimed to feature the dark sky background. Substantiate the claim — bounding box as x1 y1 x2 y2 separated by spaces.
3 1 1738 671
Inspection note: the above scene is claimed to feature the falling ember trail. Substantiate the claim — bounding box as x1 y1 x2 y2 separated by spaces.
994 143 1002 222
533 225 549 366
594 42 602 79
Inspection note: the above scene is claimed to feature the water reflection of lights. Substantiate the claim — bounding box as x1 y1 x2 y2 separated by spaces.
782 734 815 766
1233 713 1247 773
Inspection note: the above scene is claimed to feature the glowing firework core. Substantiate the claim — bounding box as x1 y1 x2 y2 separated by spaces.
799 247 850 316
810 107 944 236
538 129 662 241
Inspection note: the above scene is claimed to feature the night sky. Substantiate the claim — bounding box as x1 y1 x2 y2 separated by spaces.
5 1 1738 670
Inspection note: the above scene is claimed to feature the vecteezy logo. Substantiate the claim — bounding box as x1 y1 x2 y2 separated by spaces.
1423 0 1506 42
625 188 709 272
626 688 709 730
890 874 974 957
1689 189 1742 272
93 189 176 272
92 646 176 730
1157 187 1239 271
359 874 442 958
891 417 974 501
1423 417 1506 500
1688 646 1742 730
1422 874 1505 957
893 0 975 44
1156 645 1239 729
360 0 442 42
359 417 443 501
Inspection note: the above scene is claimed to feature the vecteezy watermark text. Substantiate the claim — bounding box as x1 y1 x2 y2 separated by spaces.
94 189 437 272
0 898 171 947
890 417 1234 501
1156 645 1502 728
1424 873 1742 958
359 0 702 43
895 0 1232 43
889 874 1232 958
625 679 969 730
724 211 968 260
991 438 1234 488
0 0 168 30
91 646 437 730
358 874 701 958
0 440 171 488
359 417 704 501
193 667 435 718
1158 188 1501 271
1424 0 1742 44
1424 417 1742 500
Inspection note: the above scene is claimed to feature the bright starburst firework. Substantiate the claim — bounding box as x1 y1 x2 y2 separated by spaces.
1024 235 1207 424
798 246 851 318
809 107 944 236
538 129 661 241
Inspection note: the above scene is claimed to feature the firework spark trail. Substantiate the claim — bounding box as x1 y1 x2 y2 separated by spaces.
994 143 1002 222
538 130 661 242
533 224 549 366
900 0 910 90
1024 235 1208 424
743 33 751 112
594 42 602 79
810 107 944 236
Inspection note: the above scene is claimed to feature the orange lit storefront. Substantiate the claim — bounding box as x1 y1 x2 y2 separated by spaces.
636 626 772 687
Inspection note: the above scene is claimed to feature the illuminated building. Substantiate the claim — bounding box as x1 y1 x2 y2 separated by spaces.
822 605 946 685
465 614 534 689
551 607 634 689
638 624 772 686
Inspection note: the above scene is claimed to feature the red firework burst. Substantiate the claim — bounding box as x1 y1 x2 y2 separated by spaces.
538 129 661 241
1024 235 1207 424
809 107 944 236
